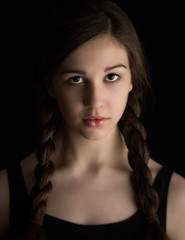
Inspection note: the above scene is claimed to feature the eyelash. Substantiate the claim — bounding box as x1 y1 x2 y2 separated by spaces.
67 73 120 85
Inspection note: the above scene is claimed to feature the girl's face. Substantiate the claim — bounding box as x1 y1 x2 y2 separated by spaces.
48 35 132 141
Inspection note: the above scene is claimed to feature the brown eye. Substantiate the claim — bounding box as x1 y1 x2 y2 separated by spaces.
105 73 120 82
69 76 84 84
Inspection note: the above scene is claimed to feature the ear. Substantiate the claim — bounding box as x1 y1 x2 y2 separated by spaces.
44 81 56 98
129 80 133 92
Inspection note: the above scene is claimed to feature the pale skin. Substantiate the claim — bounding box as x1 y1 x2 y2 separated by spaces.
0 35 185 239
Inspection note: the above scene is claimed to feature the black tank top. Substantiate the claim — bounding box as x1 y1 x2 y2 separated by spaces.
7 161 174 240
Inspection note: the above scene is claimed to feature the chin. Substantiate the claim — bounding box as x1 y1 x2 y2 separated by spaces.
81 134 107 141
78 126 115 141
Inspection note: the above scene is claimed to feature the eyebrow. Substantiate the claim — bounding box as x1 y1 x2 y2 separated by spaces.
104 64 127 72
59 64 127 75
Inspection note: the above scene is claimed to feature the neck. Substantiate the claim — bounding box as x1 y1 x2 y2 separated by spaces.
54 124 128 172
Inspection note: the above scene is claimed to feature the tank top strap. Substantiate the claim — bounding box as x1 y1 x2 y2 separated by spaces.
7 160 31 238
153 165 174 230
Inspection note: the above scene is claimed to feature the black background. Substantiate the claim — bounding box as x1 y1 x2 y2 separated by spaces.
2 1 185 177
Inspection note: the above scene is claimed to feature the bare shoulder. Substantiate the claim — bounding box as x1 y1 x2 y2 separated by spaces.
167 171 185 240
148 159 185 239
148 158 162 182
20 151 37 175
0 153 37 239
20 152 37 197
0 168 10 239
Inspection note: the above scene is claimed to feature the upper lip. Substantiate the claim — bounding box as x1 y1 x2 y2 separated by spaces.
83 116 107 120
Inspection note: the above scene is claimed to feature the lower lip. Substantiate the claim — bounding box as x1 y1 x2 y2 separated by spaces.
83 118 107 128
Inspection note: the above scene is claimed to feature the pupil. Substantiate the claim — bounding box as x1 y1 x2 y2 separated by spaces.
108 74 114 80
74 77 80 82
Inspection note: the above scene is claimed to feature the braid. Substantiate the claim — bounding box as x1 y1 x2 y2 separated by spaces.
21 98 57 240
121 93 169 239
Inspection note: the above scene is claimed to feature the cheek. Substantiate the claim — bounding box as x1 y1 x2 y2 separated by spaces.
54 88 81 117
111 87 130 117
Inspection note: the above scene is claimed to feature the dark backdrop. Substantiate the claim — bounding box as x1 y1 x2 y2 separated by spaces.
2 0 185 177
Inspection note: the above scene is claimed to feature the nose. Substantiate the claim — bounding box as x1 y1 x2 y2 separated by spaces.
83 82 105 109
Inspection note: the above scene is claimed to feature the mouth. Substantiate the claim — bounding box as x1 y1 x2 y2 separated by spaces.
82 116 108 128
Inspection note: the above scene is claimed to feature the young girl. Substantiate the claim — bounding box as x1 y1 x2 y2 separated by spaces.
0 0 184 239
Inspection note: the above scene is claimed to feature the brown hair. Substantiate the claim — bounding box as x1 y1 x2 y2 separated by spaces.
22 0 169 239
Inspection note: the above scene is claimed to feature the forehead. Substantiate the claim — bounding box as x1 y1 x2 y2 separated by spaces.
58 35 129 70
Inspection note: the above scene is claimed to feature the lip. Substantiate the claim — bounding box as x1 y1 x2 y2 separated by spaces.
84 116 106 120
83 116 108 127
